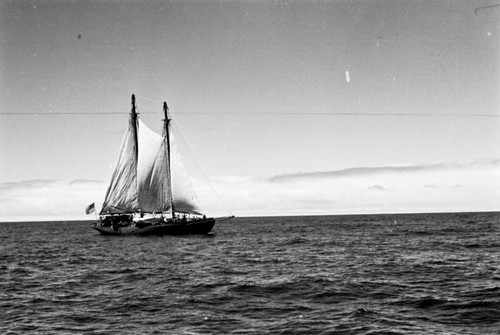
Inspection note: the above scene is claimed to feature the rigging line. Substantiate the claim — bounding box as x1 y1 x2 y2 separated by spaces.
0 112 158 115
0 112 499 117
169 113 234 217
170 112 500 117
0 95 167 115
134 95 163 104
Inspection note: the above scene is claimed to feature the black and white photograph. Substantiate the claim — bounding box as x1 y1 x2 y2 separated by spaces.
1 0 499 334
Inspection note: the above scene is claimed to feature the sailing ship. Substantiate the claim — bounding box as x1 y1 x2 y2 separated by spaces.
92 94 222 236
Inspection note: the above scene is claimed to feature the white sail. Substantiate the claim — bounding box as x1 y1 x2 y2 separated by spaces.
100 98 203 216
170 130 203 215
137 120 171 213
100 117 140 214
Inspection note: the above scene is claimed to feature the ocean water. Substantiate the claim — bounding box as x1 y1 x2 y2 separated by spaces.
1 212 499 334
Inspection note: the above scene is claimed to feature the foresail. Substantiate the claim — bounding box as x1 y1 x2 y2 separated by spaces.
137 120 171 213
170 131 203 215
100 117 140 214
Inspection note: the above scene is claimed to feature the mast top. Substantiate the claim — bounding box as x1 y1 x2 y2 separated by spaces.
131 94 137 116
163 101 170 120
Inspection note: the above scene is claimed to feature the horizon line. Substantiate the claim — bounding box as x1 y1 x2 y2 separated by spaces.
1 209 498 224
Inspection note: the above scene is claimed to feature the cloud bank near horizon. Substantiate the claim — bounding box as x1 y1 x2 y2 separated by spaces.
268 160 500 182
196 159 500 216
1 159 499 221
0 179 107 222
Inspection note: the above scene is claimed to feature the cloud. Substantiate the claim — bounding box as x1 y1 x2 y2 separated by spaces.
196 159 500 217
0 179 59 191
0 179 106 222
68 179 103 187
369 185 386 191
268 159 500 183
1 159 499 221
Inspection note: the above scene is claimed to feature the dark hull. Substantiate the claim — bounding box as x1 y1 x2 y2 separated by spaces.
93 218 215 236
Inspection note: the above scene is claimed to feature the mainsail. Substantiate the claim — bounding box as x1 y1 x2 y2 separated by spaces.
100 96 202 216
100 112 140 214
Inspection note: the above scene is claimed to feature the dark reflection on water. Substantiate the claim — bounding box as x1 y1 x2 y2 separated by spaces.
1 212 499 334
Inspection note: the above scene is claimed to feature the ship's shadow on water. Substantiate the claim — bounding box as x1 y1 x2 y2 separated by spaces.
1 212 500 334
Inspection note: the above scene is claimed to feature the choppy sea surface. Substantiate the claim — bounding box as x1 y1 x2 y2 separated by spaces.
1 212 499 334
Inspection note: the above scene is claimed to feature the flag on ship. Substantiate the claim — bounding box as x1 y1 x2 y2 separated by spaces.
85 203 95 215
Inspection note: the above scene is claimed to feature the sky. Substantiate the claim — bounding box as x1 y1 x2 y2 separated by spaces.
1 0 499 221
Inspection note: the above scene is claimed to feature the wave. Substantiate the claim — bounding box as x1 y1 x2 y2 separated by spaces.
277 236 310 246
2 213 500 334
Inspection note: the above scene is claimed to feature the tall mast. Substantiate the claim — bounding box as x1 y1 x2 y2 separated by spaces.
131 94 139 161
163 102 175 217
